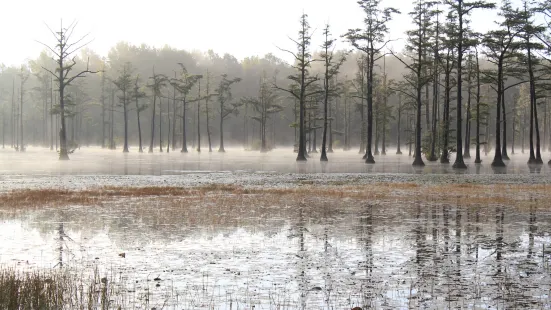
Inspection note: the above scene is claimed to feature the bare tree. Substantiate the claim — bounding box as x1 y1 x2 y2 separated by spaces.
38 20 98 160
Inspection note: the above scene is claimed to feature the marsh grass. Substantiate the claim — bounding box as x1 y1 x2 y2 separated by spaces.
0 267 120 310
1 183 549 209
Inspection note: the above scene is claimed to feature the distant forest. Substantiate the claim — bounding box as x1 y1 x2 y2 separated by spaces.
1 0 551 167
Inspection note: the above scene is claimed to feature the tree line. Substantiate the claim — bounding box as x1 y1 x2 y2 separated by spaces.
1 0 551 168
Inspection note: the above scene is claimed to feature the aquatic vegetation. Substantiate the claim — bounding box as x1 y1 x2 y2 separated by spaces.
1 181 550 309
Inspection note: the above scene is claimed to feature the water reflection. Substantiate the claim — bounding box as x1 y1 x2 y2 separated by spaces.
1 197 550 308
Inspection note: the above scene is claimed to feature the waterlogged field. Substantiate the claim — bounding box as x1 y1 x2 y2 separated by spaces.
0 147 551 309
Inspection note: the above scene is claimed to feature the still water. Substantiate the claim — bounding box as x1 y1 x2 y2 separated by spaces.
0 147 550 175
1 195 550 309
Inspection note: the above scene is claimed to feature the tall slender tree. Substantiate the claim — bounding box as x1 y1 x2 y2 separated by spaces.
345 0 399 164
131 75 147 152
445 0 495 169
275 14 319 161
172 64 202 153
18 66 30 152
390 0 436 166
217 74 242 152
320 24 346 162
113 62 133 153
38 20 98 160
147 70 167 153
481 0 522 167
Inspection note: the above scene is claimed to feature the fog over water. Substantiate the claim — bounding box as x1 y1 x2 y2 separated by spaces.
1 147 550 176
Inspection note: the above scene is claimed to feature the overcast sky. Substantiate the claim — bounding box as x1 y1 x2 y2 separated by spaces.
0 0 510 67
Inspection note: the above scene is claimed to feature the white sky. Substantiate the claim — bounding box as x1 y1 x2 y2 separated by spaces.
0 0 508 67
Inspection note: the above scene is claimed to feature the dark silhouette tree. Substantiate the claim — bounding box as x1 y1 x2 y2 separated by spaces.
345 0 399 164
275 14 319 161
390 0 437 166
481 0 522 167
320 24 346 161
445 0 495 169
520 0 546 164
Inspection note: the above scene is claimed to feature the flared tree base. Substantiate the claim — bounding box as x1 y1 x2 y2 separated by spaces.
491 158 506 167
452 160 467 169
59 151 70 161
365 154 375 164
412 157 425 166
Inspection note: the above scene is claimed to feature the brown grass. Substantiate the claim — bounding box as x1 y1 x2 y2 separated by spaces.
1 183 550 209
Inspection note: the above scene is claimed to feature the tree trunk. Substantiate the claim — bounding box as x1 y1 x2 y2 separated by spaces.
181 97 188 153
172 81 177 151
159 97 163 152
365 52 375 164
453 5 466 169
197 79 201 153
123 90 129 153
149 94 156 153
218 103 225 153
491 59 505 167
441 67 451 164
20 79 24 152
136 100 143 153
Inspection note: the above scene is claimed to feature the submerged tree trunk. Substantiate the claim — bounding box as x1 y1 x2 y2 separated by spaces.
491 59 505 167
